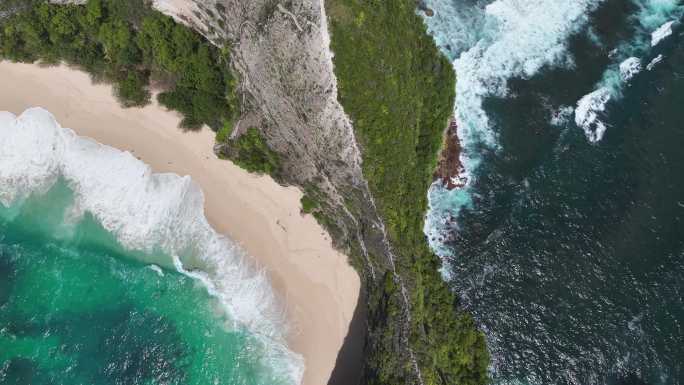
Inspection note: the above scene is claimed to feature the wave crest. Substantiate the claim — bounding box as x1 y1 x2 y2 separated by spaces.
574 1 683 142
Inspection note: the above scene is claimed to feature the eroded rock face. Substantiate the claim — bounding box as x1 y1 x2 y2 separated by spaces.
434 118 467 190
155 0 391 268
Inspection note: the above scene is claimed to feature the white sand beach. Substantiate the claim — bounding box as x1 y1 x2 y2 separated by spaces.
0 61 360 385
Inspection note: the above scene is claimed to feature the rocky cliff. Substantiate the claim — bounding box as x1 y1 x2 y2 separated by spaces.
154 0 387 267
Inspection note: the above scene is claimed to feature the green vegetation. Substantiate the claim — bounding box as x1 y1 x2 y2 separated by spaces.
0 0 278 177
300 193 320 214
0 0 237 130
230 128 280 175
326 0 490 384
215 120 234 143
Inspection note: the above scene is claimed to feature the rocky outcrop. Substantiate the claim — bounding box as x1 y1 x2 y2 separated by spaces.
434 118 467 190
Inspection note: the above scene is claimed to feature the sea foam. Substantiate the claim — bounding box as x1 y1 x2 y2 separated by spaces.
652 20 675 47
647 54 665 70
575 87 611 143
0 108 303 384
421 0 684 274
420 0 684 257
620 57 642 81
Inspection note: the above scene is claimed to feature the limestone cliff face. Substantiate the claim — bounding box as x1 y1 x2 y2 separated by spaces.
154 0 390 269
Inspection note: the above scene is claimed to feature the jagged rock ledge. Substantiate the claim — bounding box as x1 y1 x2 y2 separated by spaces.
434 117 467 190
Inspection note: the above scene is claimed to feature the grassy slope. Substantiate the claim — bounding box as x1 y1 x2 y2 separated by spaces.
326 0 490 384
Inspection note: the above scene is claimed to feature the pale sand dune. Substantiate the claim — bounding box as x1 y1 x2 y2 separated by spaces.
0 61 359 385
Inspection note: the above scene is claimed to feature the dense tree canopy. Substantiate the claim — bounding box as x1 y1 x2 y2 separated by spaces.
0 0 237 130
228 128 280 175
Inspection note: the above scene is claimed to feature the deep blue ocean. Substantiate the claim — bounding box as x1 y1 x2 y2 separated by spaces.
422 1 684 384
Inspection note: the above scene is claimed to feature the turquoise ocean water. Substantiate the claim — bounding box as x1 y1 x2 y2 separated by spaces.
0 180 288 385
0 109 299 385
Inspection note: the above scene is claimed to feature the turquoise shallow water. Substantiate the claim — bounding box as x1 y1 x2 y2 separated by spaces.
0 181 285 385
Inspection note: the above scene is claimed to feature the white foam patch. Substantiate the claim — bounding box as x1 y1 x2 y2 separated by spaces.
652 20 675 46
0 108 303 385
417 0 488 60
148 264 165 276
575 87 611 143
647 54 665 70
620 57 642 81
423 180 474 260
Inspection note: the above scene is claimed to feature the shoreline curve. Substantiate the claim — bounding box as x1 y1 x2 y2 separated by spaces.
0 60 360 385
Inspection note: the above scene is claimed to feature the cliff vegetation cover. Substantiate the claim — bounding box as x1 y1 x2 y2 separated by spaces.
326 0 490 383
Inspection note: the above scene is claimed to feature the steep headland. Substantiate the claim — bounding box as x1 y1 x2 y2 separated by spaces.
325 1 488 383
434 118 467 190
0 0 490 384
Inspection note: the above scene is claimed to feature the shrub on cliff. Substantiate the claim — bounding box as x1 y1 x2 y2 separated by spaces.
230 128 281 176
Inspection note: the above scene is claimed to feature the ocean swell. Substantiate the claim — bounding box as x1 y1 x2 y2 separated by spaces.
422 0 684 260
0 108 303 384
574 0 683 143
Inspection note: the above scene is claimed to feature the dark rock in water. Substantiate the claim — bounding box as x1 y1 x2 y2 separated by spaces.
434 118 466 190
416 1 434 17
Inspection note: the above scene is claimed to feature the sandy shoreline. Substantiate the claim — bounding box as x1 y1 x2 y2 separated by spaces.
0 61 360 385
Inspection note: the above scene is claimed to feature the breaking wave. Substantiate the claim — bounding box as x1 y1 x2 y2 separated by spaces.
0 108 304 385
419 1 684 384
